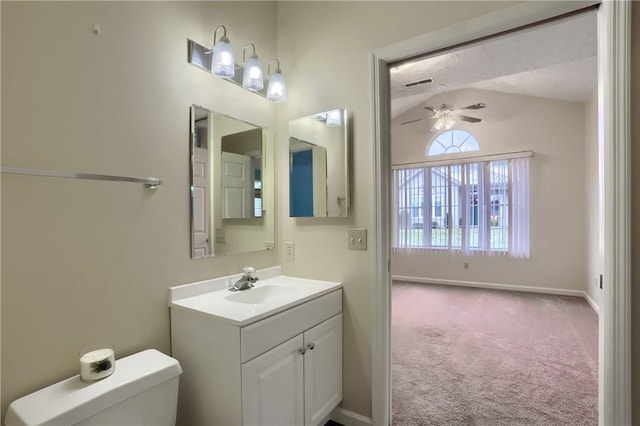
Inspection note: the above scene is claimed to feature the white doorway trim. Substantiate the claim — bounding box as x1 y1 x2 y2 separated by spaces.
370 2 631 425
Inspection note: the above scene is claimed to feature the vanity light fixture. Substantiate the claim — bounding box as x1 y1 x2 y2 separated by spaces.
188 27 286 102
266 59 286 103
208 25 235 78
242 43 264 92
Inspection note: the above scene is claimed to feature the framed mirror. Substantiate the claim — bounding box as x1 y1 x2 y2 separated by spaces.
190 106 274 258
289 108 349 217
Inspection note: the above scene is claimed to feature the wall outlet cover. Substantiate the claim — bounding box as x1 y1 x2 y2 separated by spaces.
285 242 295 260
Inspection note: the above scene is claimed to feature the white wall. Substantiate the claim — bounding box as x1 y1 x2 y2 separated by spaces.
391 88 588 293
584 89 603 309
0 1 278 418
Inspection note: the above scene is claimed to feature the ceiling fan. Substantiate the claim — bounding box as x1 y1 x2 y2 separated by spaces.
401 102 487 131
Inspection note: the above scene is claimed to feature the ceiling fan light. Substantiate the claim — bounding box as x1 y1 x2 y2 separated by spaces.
444 117 455 130
432 117 445 131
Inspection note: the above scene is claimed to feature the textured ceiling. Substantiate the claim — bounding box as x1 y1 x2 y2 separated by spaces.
390 10 597 118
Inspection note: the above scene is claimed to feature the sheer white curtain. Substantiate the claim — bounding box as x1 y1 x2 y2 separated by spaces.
509 157 530 258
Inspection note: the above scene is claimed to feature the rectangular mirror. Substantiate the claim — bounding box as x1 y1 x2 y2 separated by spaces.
191 106 274 258
289 108 349 217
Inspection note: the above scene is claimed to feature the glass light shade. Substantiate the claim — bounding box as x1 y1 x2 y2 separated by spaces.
444 117 455 130
266 71 286 102
432 118 445 131
211 37 235 78
242 55 264 91
326 109 342 127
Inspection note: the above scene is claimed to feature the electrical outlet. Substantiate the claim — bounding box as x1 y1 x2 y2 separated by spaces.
265 241 275 251
285 242 295 260
348 228 367 250
215 228 226 244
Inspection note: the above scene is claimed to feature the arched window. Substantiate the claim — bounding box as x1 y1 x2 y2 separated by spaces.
427 129 479 156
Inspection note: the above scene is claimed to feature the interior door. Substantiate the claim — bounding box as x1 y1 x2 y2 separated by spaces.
242 335 305 426
192 146 210 257
221 151 252 218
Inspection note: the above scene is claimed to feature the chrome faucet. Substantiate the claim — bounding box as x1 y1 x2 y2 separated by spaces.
229 267 259 292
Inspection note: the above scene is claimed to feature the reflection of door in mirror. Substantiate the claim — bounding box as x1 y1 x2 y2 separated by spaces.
221 128 263 219
190 106 274 259
221 151 252 218
192 110 212 257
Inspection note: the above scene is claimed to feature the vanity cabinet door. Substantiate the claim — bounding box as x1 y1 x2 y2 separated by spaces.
304 314 343 426
242 334 305 426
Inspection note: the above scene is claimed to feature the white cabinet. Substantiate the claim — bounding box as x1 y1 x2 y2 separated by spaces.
171 289 342 426
242 314 342 426
304 315 342 425
242 335 305 426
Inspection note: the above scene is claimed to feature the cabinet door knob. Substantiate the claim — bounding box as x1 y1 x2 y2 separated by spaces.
307 343 315 350
299 347 307 355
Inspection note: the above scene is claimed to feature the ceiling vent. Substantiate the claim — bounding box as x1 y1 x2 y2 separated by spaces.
403 78 434 88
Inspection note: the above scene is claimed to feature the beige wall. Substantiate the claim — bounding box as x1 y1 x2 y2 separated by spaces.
6 2 637 425
0 1 279 417
631 3 640 424
391 88 589 293
584 89 603 308
276 1 517 418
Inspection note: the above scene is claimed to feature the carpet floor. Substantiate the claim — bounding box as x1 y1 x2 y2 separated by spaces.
391 282 598 426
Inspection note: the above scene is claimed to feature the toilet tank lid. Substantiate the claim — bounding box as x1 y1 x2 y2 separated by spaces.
5 349 182 426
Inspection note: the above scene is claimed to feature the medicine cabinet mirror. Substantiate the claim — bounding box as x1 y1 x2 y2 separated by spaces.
289 108 349 217
190 106 274 258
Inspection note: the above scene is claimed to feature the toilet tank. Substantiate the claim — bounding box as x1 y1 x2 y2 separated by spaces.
5 349 183 426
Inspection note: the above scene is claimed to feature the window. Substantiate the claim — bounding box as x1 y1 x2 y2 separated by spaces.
427 129 480 156
394 131 530 257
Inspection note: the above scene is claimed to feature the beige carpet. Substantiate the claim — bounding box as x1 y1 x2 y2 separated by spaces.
392 282 598 425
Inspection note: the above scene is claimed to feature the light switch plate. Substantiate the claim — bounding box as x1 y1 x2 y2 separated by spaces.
348 228 367 250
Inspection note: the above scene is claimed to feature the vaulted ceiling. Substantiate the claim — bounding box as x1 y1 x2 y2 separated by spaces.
390 10 597 118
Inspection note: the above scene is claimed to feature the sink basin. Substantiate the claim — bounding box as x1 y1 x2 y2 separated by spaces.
226 285 303 304
169 274 342 326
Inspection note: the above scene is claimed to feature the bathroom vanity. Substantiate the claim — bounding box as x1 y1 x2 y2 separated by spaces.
169 267 342 426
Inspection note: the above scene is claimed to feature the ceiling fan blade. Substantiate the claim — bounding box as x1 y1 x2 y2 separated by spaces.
401 117 427 125
456 114 481 123
423 106 436 112
459 103 487 110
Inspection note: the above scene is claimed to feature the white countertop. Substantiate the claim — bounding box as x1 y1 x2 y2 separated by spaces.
169 269 342 326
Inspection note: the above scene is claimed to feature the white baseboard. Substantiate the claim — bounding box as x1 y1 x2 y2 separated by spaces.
392 275 600 314
330 407 372 426
583 291 600 315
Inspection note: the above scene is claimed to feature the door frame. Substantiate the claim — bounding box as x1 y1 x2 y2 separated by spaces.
370 1 631 425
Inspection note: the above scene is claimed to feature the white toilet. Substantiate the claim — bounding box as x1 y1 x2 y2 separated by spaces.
5 349 182 426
